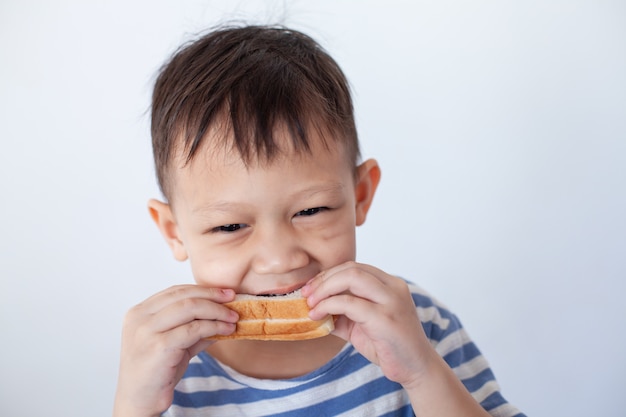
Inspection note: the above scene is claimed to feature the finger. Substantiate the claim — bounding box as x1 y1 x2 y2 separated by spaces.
309 292 380 324
170 338 216 382
187 338 215 359
137 285 236 315
306 265 392 308
158 320 236 363
147 297 239 333
304 261 397 301
330 314 361 342
313 262 397 287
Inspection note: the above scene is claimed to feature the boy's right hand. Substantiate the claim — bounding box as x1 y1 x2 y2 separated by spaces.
112 285 238 417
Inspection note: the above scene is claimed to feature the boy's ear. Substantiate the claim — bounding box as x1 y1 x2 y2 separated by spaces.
147 199 188 261
354 159 381 226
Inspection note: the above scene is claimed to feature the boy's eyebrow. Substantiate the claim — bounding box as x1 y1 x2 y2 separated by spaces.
191 201 252 214
295 182 346 199
191 182 346 214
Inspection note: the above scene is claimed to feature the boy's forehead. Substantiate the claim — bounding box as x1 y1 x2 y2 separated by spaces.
174 122 352 171
168 124 354 187
164 128 356 211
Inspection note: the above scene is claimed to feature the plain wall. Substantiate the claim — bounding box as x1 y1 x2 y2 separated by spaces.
1 1 625 416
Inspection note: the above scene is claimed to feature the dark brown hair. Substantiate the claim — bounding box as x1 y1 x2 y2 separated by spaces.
151 24 360 199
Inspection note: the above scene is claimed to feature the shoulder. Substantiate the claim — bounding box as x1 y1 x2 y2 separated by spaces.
404 280 527 417
405 281 463 340
403 280 481 368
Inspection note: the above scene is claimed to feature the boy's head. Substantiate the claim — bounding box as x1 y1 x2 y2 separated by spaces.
151 25 360 202
147 24 380 294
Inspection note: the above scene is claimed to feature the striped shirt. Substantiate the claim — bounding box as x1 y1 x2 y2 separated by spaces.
164 282 525 417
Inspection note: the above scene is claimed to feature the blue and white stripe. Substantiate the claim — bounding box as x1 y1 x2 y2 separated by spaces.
163 281 525 417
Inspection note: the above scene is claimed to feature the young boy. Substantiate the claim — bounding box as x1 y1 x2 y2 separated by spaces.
114 25 525 417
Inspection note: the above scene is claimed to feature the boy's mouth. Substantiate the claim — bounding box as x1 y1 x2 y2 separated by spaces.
256 284 305 297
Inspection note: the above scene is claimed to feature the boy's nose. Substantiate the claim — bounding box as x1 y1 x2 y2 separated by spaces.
251 226 309 275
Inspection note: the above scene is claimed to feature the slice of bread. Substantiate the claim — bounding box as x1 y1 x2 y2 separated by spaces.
210 289 334 341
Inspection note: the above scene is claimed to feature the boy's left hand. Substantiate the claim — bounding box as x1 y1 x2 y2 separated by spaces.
302 261 432 388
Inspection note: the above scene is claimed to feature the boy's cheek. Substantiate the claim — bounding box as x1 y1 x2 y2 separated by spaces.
188 256 243 290
318 235 357 269
320 222 357 263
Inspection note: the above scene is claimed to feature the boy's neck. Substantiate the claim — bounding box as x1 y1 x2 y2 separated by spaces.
205 335 347 380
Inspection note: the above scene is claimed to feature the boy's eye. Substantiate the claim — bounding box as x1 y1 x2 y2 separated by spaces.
296 207 327 217
214 224 246 233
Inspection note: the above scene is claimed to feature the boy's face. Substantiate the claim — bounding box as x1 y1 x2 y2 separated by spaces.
149 128 380 295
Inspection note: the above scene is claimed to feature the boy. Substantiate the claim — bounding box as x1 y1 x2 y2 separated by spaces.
114 25 525 417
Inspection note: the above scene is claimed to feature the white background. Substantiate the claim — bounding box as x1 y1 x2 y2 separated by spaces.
1 1 625 416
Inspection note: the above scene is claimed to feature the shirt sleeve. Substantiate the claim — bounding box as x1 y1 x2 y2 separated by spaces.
408 281 526 417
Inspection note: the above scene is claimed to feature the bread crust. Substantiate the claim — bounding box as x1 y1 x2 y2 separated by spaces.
209 291 334 341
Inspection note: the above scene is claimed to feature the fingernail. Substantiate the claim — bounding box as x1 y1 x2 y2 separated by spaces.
306 293 317 308
220 322 237 334
229 311 239 322
308 307 321 320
